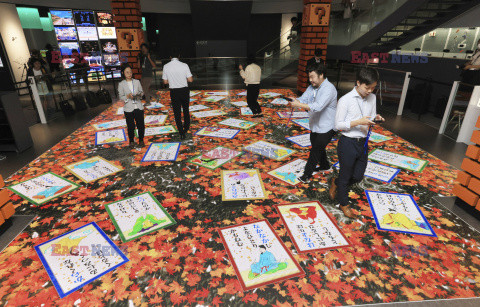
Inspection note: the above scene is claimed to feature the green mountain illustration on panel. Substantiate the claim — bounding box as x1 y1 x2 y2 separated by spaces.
128 214 167 236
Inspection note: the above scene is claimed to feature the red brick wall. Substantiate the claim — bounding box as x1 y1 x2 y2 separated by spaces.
453 116 480 209
111 0 144 79
297 0 332 92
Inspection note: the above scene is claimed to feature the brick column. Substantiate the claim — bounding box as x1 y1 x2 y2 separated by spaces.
453 116 480 209
111 0 144 79
297 0 332 92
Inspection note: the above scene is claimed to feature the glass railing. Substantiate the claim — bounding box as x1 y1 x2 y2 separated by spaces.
151 56 299 89
328 0 409 46
440 82 475 141
27 67 119 124
328 62 409 115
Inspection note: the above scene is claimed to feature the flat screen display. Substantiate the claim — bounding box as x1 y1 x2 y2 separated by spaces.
84 55 103 69
101 40 118 53
55 27 77 41
58 42 80 56
97 27 116 39
50 10 74 26
103 53 120 66
105 66 121 79
74 11 96 27
80 41 100 54
77 27 99 41
96 12 113 27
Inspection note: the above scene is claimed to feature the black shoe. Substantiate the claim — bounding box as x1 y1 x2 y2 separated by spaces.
315 166 333 172
139 140 145 147
298 174 311 183
129 142 135 148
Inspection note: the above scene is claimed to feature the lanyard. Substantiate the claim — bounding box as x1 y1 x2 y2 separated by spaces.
355 96 364 118
363 125 373 155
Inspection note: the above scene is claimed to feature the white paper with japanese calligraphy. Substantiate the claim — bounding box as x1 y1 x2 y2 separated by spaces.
365 190 436 237
192 110 226 118
189 104 209 112
230 100 248 107
104 192 176 242
277 111 308 118
144 115 167 126
8 172 79 205
218 118 258 130
369 131 392 143
369 149 428 172
276 202 350 253
141 143 180 162
270 98 289 105
221 169 267 201
259 92 282 98
333 161 400 183
93 119 127 130
65 156 123 183
194 127 240 139
286 134 311 147
241 107 253 115
292 118 310 130
202 96 226 102
146 102 165 109
95 129 126 145
116 107 123 115
218 220 305 291
267 159 307 185
34 222 128 298
244 140 296 161
205 91 229 96
137 125 177 137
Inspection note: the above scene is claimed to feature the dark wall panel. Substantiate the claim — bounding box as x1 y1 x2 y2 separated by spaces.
144 13 196 59
247 14 281 56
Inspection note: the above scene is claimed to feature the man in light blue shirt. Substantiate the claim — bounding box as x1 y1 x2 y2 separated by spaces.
330 67 384 218
289 63 337 183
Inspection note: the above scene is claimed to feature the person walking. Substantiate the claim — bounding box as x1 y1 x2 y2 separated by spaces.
239 55 263 117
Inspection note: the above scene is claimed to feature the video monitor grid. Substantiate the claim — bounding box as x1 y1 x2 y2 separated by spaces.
50 10 74 26
77 27 99 41
74 11 96 27
55 27 78 41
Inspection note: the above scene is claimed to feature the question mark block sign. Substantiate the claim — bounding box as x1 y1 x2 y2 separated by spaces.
303 4 330 26
116 28 141 51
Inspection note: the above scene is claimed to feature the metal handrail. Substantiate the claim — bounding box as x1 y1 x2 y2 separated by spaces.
256 26 300 56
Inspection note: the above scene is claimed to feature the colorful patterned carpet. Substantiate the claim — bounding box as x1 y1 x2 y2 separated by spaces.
1 89 480 306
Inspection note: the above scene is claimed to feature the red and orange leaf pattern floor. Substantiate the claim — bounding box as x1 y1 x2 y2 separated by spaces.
1 89 479 306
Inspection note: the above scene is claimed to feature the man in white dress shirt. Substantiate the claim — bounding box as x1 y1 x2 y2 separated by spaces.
163 48 193 140
330 67 384 218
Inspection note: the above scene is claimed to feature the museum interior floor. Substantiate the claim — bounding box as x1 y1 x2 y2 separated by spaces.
0 89 479 306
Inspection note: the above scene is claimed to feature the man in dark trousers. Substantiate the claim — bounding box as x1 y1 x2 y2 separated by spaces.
330 67 384 218
306 48 324 72
162 48 193 140
288 63 337 183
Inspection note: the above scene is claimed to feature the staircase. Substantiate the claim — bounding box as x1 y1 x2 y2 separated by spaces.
366 0 480 52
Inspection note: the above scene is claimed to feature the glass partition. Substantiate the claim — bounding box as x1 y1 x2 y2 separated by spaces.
442 82 475 140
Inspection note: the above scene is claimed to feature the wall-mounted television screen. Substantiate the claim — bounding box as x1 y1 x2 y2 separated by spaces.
80 41 100 54
50 10 74 26
84 55 103 69
77 27 99 41
74 11 96 27
96 12 113 27
58 42 80 56
105 66 121 79
97 27 116 39
101 40 118 53
55 27 77 41
103 53 120 66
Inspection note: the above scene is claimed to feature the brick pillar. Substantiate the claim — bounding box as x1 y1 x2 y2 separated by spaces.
111 0 144 79
297 0 332 92
453 116 480 209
